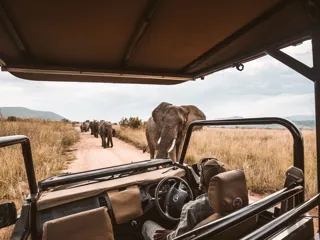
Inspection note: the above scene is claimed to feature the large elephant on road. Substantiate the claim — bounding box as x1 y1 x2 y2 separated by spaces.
145 102 206 162
99 121 114 148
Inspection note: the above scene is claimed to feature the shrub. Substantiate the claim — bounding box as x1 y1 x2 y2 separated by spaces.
7 116 18 121
119 117 129 128
128 117 143 129
119 117 143 129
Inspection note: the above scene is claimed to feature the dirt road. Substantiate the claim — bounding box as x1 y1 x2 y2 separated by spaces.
66 130 149 173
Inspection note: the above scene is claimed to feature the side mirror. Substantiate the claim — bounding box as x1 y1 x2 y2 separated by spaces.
0 202 17 228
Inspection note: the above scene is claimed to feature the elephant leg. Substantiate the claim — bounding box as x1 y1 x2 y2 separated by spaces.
149 147 155 159
107 136 113 148
101 136 106 148
168 146 177 163
110 136 113 148
104 138 107 148
106 137 110 148
177 135 186 162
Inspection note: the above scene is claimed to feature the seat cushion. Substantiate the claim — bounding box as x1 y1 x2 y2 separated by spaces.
107 185 143 224
42 207 114 240
208 170 248 215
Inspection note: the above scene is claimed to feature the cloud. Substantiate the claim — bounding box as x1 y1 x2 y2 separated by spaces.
0 40 315 122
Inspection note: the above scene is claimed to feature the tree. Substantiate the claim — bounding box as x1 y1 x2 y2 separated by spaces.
7 116 17 121
128 117 143 129
119 117 129 128
119 117 143 129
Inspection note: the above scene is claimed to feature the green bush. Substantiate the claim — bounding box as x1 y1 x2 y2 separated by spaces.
119 117 129 128
7 116 18 121
119 117 143 129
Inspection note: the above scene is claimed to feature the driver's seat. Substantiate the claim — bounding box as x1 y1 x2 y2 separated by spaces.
195 170 256 237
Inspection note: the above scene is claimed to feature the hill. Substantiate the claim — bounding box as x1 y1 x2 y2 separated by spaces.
0 107 65 121
286 115 315 121
215 115 315 129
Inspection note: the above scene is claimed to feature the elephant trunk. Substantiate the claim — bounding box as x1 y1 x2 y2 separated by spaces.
156 126 177 160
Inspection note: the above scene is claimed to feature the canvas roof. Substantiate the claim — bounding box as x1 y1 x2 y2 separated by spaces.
0 0 315 84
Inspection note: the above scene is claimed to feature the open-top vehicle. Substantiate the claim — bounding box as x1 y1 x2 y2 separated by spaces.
1 1 320 239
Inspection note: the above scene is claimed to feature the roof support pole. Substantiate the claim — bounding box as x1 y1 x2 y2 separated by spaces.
122 0 160 66
268 29 320 230
312 25 320 232
265 49 315 81
0 3 26 53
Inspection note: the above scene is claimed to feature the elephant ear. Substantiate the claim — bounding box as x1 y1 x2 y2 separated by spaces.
152 102 172 130
181 105 206 132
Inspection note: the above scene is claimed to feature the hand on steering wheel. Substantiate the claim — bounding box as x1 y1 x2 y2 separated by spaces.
154 176 194 222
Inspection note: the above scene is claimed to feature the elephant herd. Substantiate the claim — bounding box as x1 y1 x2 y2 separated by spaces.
80 120 115 149
79 102 206 161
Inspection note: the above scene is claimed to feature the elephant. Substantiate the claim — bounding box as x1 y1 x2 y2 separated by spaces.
145 102 206 162
80 122 89 132
90 120 100 138
89 121 94 135
99 121 114 148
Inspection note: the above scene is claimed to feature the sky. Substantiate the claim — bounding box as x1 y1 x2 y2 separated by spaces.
0 40 315 122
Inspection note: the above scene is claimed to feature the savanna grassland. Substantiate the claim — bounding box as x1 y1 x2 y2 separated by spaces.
0 118 79 239
115 126 316 199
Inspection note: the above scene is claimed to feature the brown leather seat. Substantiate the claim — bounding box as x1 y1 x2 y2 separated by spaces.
42 207 114 240
195 170 256 238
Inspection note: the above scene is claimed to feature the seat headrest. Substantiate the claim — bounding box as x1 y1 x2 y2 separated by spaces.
208 170 248 215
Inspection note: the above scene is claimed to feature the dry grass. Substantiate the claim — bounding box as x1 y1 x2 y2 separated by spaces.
115 126 316 199
114 125 148 150
0 118 79 239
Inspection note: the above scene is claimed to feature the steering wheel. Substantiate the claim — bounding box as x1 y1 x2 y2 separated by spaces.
154 176 194 222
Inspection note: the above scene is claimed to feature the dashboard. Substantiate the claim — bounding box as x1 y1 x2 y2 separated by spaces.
37 180 180 236
35 164 200 239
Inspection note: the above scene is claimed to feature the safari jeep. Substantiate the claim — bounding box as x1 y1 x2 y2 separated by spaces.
1 1 320 239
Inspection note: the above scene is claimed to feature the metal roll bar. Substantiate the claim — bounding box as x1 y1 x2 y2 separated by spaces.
179 118 304 172
0 135 37 194
241 193 320 240
39 158 173 190
179 117 305 205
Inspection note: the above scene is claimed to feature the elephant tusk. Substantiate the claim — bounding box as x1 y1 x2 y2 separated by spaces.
168 138 176 153
158 137 162 144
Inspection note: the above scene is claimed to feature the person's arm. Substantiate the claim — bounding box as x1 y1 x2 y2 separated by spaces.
167 195 214 240
167 201 199 240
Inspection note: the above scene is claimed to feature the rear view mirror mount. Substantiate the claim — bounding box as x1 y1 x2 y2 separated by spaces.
0 202 17 229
